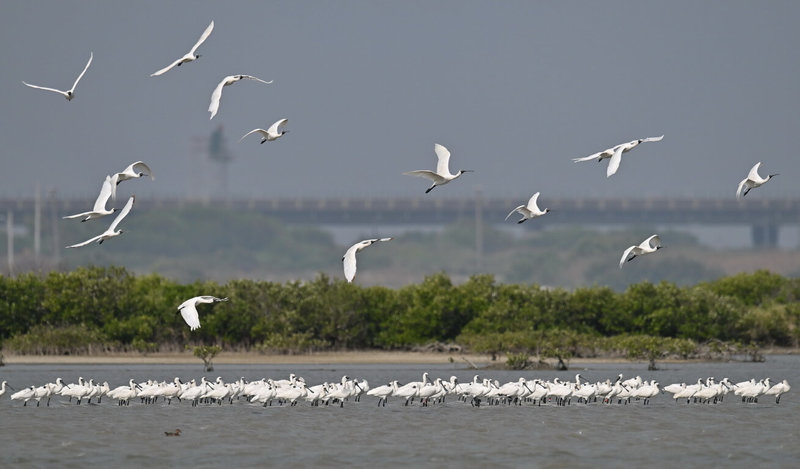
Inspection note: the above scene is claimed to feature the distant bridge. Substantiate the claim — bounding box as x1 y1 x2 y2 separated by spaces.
2 196 798 247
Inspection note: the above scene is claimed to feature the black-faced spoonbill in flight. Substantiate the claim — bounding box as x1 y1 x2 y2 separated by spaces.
150 21 214 77
342 238 392 283
22 52 93 101
573 135 664 177
403 144 473 193
239 118 289 144
619 234 663 268
177 296 229 331
208 75 273 119
65 195 135 248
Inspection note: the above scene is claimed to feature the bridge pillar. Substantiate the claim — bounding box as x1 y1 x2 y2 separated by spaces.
751 224 778 248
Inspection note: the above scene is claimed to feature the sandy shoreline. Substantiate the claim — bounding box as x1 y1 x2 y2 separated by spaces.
3 348 795 366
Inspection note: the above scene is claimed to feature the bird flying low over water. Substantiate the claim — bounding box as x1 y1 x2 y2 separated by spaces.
65 195 135 248
403 144 473 193
342 238 393 283
177 296 229 331
505 192 550 224
619 234 663 268
573 135 664 178
736 162 778 200
22 52 93 101
151 21 214 77
110 161 154 200
208 74 273 120
63 175 116 222
239 118 289 144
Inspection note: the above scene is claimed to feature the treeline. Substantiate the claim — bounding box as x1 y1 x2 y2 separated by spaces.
0 267 798 357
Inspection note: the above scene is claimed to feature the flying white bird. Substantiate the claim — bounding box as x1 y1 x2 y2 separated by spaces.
239 118 289 144
208 74 273 119
63 175 116 222
110 161 154 200
342 238 392 283
150 20 214 77
736 162 778 200
403 143 473 193
22 52 93 101
65 195 135 248
177 296 229 331
619 234 663 268
505 192 550 223
573 135 664 177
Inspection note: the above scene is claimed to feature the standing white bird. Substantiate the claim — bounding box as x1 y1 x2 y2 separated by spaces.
342 238 392 283
150 20 214 77
177 296 229 331
239 118 289 144
65 195 135 248
736 162 778 200
620 234 663 268
62 175 116 222
505 192 550 223
208 74 273 119
403 143 473 193
110 161 154 200
573 135 664 177
22 52 93 101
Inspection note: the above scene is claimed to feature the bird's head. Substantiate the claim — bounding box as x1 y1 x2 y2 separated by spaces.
112 208 119 213
196 54 202 59
65 91 74 101
768 173 779 179
458 169 474 175
544 208 551 214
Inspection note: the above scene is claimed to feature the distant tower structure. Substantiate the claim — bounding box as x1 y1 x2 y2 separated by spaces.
208 125 234 203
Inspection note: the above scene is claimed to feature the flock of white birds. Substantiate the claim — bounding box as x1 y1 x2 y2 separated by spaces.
21 20 781 332
0 373 790 408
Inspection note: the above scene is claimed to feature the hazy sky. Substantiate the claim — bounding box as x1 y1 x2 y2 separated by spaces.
2 1 799 203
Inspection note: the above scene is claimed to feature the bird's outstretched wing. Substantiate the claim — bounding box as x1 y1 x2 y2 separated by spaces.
402 170 446 184
241 75 273 85
746 162 763 181
66 233 104 249
505 205 524 221
619 245 637 268
179 302 201 330
239 128 267 142
129 161 154 180
434 143 451 176
643 234 661 250
151 58 184 77
606 145 625 178
92 176 114 212
526 192 541 211
572 148 611 163
208 78 227 119
641 135 664 143
70 52 93 92
108 195 135 232
342 246 359 282
735 178 748 200
189 20 215 55
268 118 288 135
22 81 67 96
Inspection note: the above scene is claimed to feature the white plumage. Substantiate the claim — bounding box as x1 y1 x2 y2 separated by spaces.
62 175 116 222
736 162 778 200
239 118 289 144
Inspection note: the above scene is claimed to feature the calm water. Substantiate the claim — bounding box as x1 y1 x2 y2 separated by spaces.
0 356 798 468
